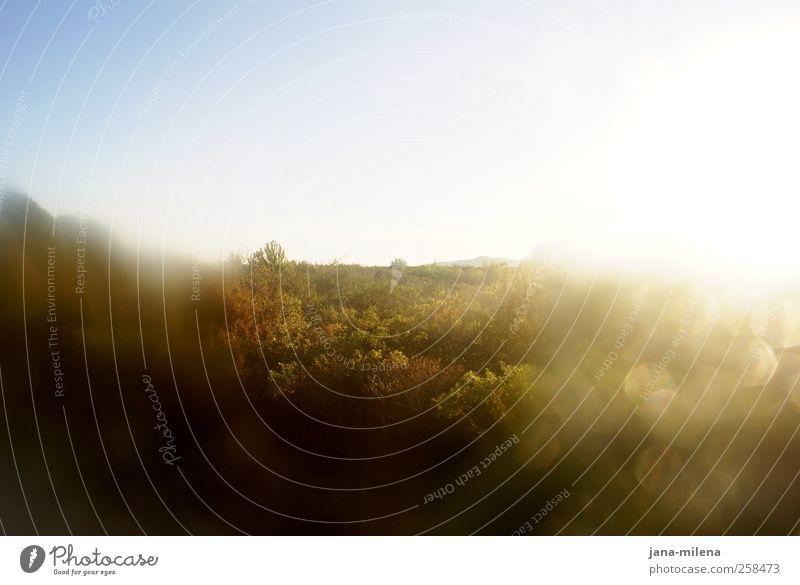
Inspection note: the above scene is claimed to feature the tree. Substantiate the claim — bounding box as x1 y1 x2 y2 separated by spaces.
254 240 287 268
390 258 407 293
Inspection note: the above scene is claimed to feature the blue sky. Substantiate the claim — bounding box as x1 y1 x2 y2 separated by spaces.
1 0 799 274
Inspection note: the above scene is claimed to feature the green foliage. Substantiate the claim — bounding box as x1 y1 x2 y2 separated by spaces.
433 363 537 433
225 243 547 429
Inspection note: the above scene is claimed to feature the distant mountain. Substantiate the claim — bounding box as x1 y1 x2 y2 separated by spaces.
432 256 520 267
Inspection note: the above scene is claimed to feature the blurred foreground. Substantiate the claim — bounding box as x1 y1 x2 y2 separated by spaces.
1 194 799 535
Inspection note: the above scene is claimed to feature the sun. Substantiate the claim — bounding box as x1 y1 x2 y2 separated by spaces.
609 23 800 280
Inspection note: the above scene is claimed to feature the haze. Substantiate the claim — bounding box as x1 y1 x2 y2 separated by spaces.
1 0 798 281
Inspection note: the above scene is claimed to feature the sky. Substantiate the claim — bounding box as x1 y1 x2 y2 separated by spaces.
1 0 799 278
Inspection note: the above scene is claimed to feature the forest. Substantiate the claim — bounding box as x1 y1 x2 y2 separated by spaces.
1 193 799 535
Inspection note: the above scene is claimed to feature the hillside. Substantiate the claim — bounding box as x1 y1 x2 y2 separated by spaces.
1 195 799 535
